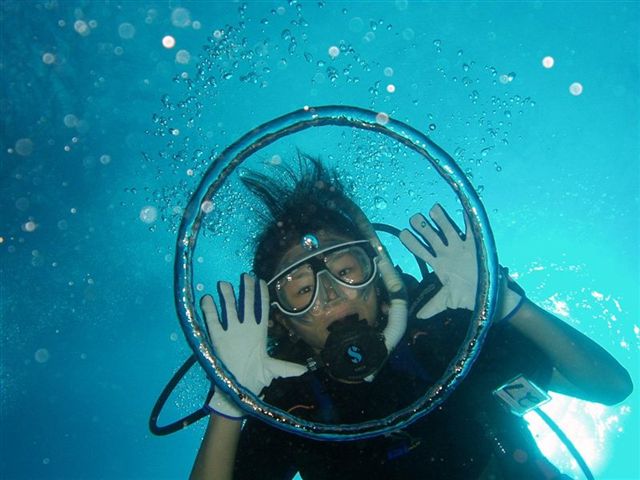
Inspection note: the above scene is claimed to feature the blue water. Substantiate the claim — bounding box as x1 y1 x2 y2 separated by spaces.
1 1 638 479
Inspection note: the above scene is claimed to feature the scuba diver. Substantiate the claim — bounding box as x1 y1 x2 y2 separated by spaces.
189 155 632 480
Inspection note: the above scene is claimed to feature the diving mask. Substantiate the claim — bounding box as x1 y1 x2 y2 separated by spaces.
267 240 378 318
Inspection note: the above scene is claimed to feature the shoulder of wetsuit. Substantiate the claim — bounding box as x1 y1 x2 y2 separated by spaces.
261 371 319 410
404 267 531 355
470 324 555 393
461 271 555 390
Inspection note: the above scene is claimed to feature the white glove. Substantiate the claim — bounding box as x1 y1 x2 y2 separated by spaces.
399 204 522 321
201 274 307 419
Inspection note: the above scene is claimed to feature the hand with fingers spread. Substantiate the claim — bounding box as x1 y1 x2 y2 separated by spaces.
201 274 308 419
399 204 522 321
399 204 478 319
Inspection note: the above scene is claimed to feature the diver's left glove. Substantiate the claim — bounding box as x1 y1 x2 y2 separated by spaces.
201 274 308 419
399 204 523 322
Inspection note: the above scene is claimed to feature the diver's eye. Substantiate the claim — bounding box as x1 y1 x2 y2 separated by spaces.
296 285 313 297
337 267 353 278
331 259 363 283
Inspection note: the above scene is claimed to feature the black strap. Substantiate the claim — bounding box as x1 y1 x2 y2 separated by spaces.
372 222 431 281
148 354 209 436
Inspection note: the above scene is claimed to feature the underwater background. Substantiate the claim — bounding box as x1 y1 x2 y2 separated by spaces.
1 1 638 479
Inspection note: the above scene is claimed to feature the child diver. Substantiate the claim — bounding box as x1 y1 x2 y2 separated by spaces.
191 156 632 480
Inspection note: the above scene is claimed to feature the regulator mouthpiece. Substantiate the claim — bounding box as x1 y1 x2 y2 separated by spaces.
321 315 388 382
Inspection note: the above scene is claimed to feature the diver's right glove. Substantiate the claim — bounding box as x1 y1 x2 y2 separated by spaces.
201 274 308 419
399 204 522 321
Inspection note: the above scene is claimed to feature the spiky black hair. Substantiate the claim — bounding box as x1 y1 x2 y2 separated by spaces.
240 153 364 281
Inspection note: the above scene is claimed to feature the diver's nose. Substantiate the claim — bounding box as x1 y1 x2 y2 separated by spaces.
318 272 339 301
308 271 348 317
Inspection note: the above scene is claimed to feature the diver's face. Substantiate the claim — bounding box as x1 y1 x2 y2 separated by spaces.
274 231 380 352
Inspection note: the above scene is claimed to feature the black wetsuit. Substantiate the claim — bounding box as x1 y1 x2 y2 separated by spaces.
233 279 566 480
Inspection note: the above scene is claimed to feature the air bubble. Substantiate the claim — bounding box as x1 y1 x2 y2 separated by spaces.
349 17 364 32
175 49 191 64
569 82 583 96
63 114 78 127
162 35 176 48
374 196 388 210
201 200 214 213
499 72 516 84
139 206 158 224
16 197 29 210
23 220 37 232
363 31 375 43
35 348 50 363
401 28 414 40
375 112 389 125
74 20 90 36
171 7 191 28
15 138 34 156
118 22 135 39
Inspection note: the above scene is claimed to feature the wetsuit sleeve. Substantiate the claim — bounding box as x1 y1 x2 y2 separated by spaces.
477 322 555 390
233 418 299 480
481 274 554 390
409 307 553 394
